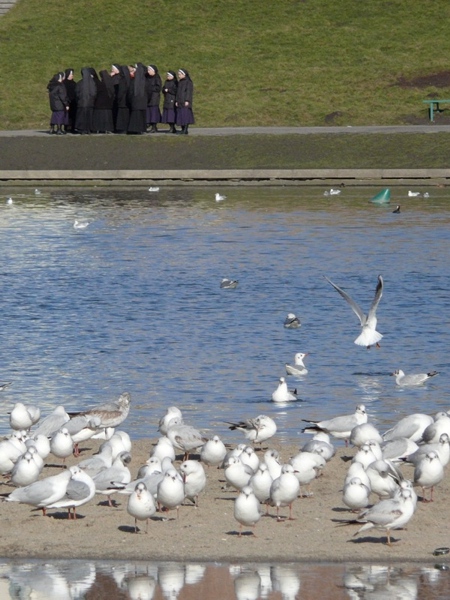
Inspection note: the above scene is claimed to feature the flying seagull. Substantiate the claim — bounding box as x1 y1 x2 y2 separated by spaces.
325 275 383 348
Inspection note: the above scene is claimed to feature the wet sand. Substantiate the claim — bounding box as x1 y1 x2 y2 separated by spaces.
0 437 449 564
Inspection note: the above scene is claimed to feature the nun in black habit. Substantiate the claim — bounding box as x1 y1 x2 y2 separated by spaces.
161 70 178 133
127 63 148 134
63 68 77 133
47 72 69 134
75 67 97 134
93 70 115 133
146 64 162 133
175 69 195 134
111 64 131 133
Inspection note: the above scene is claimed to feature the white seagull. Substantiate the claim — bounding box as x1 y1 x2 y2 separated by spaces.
158 406 183 435
9 403 41 431
413 451 444 502
73 220 90 229
5 469 73 516
69 392 131 429
46 465 96 519
234 485 261 536
325 274 384 348
302 404 368 444
33 405 70 437
342 477 370 512
127 482 156 532
215 192 226 202
408 190 421 197
10 451 42 487
227 415 277 445
269 464 301 521
391 369 438 387
50 427 74 461
272 377 298 403
200 435 227 467
148 187 160 192
180 460 207 507
92 451 132 506
220 278 238 289
284 313 301 328
156 468 185 518
285 352 308 376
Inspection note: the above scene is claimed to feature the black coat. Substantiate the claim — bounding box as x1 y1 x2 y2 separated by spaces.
95 71 115 110
147 74 161 107
49 82 69 112
128 64 148 111
76 67 97 109
162 79 177 110
176 78 193 107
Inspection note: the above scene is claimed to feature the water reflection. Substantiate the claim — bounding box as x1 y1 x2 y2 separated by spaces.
0 559 449 599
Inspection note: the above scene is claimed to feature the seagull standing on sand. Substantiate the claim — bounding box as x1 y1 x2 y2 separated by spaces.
413 451 444 502
227 415 277 445
9 403 40 431
200 435 227 466
269 464 301 521
325 275 384 348
33 405 70 437
156 468 185 518
10 451 42 486
302 404 368 444
127 482 156 532
234 485 261 536
46 466 96 519
180 460 207 507
5 469 73 516
342 477 370 512
69 392 131 429
391 369 439 387
92 451 132 506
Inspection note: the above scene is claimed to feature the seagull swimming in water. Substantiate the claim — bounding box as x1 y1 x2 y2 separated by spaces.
325 274 383 348
392 205 401 214
215 193 226 202
74 220 89 229
285 353 308 376
284 313 301 328
220 278 238 289
408 191 421 197
271 377 298 403
391 369 439 387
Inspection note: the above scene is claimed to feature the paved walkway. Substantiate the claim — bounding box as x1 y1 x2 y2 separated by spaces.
1 125 450 137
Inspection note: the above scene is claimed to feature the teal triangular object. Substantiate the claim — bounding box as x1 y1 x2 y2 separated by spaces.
370 188 391 204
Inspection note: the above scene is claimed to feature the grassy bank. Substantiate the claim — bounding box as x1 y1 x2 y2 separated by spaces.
1 1 450 129
2 132 450 171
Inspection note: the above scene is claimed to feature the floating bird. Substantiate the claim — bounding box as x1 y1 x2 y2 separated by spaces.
423 192 430 198
0 382 12 391
220 278 238 289
325 274 383 348
227 415 277 445
6 198 13 205
408 191 421 197
324 188 341 196
284 313 301 328
392 205 401 213
271 377 298 403
215 193 226 202
391 369 438 387
148 187 160 192
285 352 308 376
127 482 156 532
34 189 41 195
73 220 90 229
234 485 261 536
302 404 368 444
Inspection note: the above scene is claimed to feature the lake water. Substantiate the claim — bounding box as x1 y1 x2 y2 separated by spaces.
0 558 449 599
0 186 449 444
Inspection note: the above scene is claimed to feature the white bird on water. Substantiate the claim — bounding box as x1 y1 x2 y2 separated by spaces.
272 377 298 403
220 278 238 289
391 369 439 387
285 352 308 376
324 188 341 196
284 313 301 328
408 190 421 197
73 220 90 229
148 187 160 192
6 197 13 205
215 192 226 202
325 274 384 348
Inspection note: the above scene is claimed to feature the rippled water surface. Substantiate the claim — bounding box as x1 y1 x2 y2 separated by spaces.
0 186 449 443
0 558 449 599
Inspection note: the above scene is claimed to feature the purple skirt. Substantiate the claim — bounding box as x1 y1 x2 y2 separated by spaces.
161 108 176 124
146 106 161 124
176 107 195 126
50 110 66 126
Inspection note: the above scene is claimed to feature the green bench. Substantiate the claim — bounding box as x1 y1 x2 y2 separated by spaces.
423 99 450 122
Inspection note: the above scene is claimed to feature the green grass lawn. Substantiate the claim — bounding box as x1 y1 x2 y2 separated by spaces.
1 0 450 129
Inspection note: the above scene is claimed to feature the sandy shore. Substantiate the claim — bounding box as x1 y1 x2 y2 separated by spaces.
0 436 449 564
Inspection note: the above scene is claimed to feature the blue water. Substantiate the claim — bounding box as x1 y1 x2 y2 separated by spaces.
0 186 449 444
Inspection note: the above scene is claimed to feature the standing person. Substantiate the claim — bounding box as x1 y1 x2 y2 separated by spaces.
93 69 115 133
175 69 195 135
111 64 131 133
47 72 69 135
75 67 97 134
63 68 77 133
161 70 178 133
146 64 162 133
127 63 148 135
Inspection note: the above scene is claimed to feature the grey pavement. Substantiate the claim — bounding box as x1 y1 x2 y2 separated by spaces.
1 125 450 137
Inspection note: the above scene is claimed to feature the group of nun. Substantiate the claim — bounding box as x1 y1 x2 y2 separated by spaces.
47 65 195 135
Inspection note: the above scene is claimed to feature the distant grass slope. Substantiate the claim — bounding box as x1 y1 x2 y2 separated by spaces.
1 0 450 129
